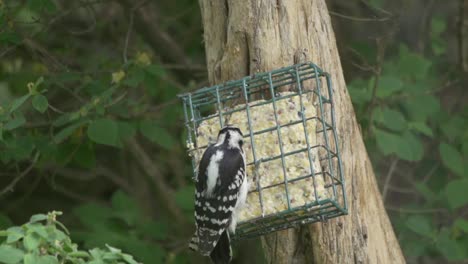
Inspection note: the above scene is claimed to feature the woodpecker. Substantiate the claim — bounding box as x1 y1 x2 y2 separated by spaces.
189 125 248 264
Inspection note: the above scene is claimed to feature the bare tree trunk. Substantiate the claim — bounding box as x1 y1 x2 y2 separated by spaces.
198 0 406 263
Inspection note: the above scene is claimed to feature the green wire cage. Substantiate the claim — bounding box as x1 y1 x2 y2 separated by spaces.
178 62 347 240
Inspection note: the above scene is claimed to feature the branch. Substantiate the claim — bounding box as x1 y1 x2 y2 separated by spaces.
117 0 191 67
0 153 40 196
126 138 185 223
329 11 391 22
382 158 398 201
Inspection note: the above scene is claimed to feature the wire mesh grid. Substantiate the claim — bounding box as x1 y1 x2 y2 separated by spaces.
178 62 347 240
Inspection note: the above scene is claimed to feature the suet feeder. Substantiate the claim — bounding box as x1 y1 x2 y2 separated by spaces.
178 62 347 240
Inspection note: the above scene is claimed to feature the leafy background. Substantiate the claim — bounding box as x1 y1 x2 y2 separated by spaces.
0 0 467 263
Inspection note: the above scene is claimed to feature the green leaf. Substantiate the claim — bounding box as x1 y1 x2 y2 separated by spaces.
73 203 114 230
414 182 437 202
23 232 41 251
9 94 31 113
445 179 468 209
436 228 466 260
374 107 407 131
53 120 87 144
439 143 464 177
4 114 26 130
29 214 47 223
145 64 166 77
395 131 424 161
398 44 432 80
123 67 145 88
32 94 48 113
27 0 57 12
122 253 139 264
454 219 468 233
405 215 434 238
0 245 24 264
403 95 440 122
111 190 139 225
348 78 371 106
374 129 399 155
441 116 465 141
27 224 48 239
6 227 24 243
139 121 175 150
87 119 119 147
24 254 59 264
409 122 433 137
376 75 403 98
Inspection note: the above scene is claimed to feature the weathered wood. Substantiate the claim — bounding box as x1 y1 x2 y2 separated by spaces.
198 0 406 263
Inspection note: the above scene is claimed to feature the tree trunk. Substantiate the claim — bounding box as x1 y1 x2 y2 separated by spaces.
198 0 406 263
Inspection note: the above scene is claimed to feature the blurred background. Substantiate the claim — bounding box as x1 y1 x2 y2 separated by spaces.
0 0 467 263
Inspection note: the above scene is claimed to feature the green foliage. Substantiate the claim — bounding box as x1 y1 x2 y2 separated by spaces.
0 212 139 264
72 191 168 264
348 15 467 261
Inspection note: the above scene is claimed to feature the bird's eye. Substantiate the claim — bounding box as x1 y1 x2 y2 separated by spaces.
238 139 243 147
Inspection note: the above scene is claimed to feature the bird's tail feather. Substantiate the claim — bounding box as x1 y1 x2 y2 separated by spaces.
189 232 199 252
209 230 232 264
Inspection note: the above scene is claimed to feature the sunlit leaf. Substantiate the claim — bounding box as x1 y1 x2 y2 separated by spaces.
23 232 41 251
29 214 47 223
0 245 24 264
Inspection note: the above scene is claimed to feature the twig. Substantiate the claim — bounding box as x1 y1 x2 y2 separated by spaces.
123 7 135 64
117 0 191 67
329 11 391 22
386 185 414 194
422 163 439 183
382 159 398 201
0 152 40 196
386 206 447 214
366 38 386 136
48 103 66 114
359 0 393 16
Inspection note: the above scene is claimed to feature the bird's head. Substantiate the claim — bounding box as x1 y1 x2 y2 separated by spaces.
216 125 244 150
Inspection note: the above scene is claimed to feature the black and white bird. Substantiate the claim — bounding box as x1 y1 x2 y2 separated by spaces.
189 125 248 264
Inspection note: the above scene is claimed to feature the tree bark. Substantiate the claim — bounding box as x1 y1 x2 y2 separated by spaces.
198 0 406 263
